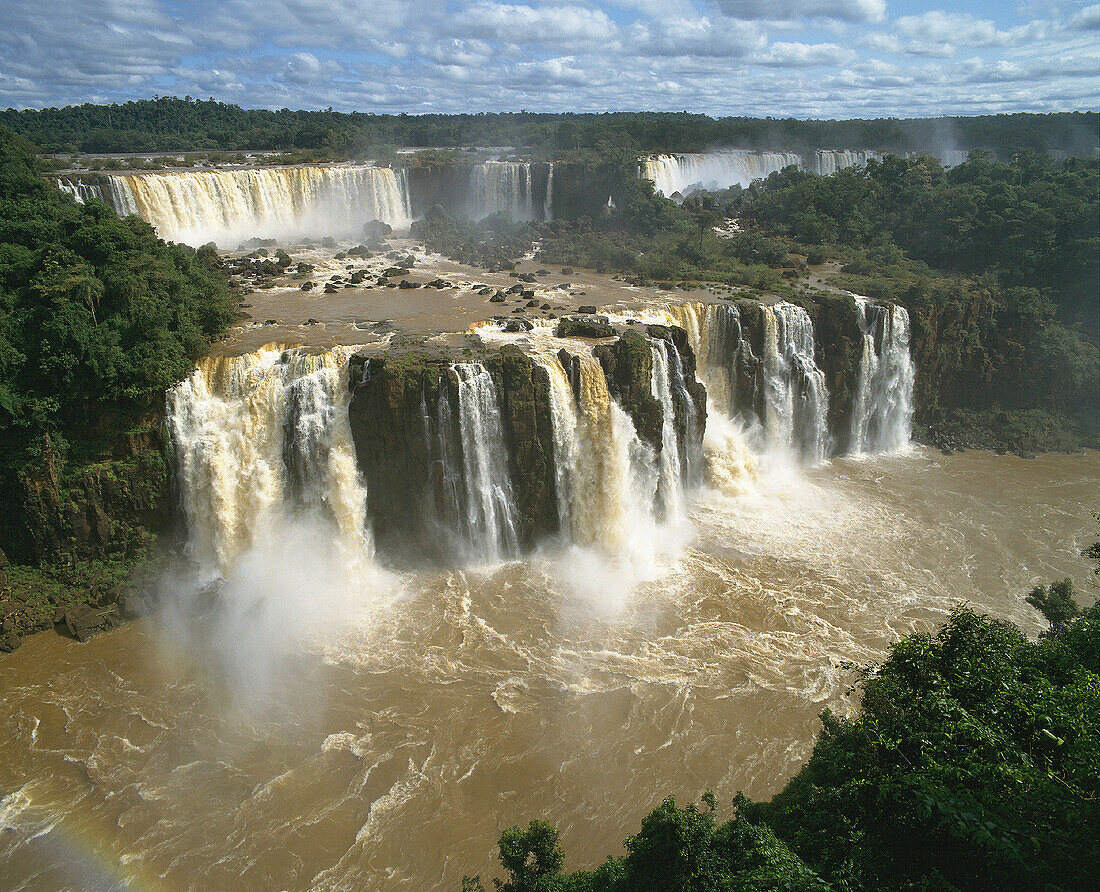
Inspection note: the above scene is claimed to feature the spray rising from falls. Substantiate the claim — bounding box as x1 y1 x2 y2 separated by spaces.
98 165 412 247
850 297 915 454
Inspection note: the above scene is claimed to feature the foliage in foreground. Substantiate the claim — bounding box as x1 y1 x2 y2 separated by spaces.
466 585 1100 891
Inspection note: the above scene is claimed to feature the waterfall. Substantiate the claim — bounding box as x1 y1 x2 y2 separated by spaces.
642 151 803 197
56 178 105 204
451 363 520 560
543 163 554 221
850 297 915 453
469 162 536 221
761 303 829 462
99 165 412 247
538 351 658 550
812 150 879 176
167 346 371 574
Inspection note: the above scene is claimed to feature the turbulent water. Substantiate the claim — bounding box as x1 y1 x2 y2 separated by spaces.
78 166 413 247
1 444 1095 891
761 303 830 462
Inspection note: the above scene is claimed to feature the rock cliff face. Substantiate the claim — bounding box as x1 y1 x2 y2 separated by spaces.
347 346 559 564
346 326 706 565
797 294 865 455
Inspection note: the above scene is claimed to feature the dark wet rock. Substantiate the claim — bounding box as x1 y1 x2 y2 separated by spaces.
504 319 534 332
324 284 339 294
554 315 613 339
346 348 557 565
361 220 392 240
489 294 506 303
540 304 551 310
506 284 524 295
561 267 574 275
478 287 495 295
263 319 278 325
526 300 539 307
300 281 314 291
321 237 338 248
521 290 535 299
594 330 663 448
398 280 418 289
536 269 550 276
63 604 120 643
381 267 406 277
518 273 538 283
577 305 598 314
305 318 320 325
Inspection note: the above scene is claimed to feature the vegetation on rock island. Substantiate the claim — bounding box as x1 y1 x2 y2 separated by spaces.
0 128 235 648
464 528 1100 892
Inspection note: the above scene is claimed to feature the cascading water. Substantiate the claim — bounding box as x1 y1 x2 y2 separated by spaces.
56 178 105 204
469 162 536 221
543 163 554 222
167 346 372 574
761 303 829 462
850 296 915 454
451 363 520 560
100 165 412 247
642 151 803 197
538 351 658 551
651 341 687 520
812 150 879 176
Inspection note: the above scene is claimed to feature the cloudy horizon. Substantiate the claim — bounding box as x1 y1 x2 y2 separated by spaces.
1 1 1098 118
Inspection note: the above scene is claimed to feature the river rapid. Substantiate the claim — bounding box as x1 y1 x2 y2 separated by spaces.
1 448 1096 891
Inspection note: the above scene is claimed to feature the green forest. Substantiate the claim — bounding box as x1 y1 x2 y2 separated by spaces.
464 564 1100 892
2 97 1096 159
0 127 235 573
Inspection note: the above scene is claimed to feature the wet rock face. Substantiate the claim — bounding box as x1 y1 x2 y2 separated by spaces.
797 293 864 455
594 329 663 447
346 348 559 565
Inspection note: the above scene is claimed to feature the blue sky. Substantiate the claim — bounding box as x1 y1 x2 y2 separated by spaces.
1 1 1097 116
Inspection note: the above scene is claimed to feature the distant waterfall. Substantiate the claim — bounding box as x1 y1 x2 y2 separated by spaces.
812 150 879 176
468 162 530 221
99 165 412 246
56 178 105 204
761 303 829 462
167 346 371 574
543 163 554 221
850 297 915 453
451 363 520 560
642 152 802 197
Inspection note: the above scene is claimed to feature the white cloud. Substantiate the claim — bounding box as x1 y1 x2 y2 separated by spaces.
1070 4 1100 29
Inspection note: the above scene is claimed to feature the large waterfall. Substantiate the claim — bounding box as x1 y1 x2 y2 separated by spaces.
641 149 966 196
812 150 879 176
642 152 803 197
91 165 412 247
468 161 554 221
167 346 371 574
56 178 105 204
655 297 912 462
850 297 915 453
540 352 645 549
760 304 830 462
451 363 521 560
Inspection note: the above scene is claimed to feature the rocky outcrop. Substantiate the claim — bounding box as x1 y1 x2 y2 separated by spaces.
595 329 663 447
796 293 865 454
347 347 558 564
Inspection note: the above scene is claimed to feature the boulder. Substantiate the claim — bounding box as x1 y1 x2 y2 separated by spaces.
577 305 598 314
554 315 614 339
63 604 120 643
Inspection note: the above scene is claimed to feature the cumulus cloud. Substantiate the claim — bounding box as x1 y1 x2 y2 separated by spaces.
0 0 1096 118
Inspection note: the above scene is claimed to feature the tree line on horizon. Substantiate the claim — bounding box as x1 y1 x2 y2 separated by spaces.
1 97 1097 159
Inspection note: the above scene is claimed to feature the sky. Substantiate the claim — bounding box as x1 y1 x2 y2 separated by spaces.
0 1 1098 117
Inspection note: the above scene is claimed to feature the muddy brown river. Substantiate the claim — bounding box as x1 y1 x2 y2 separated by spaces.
1 447 1096 891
